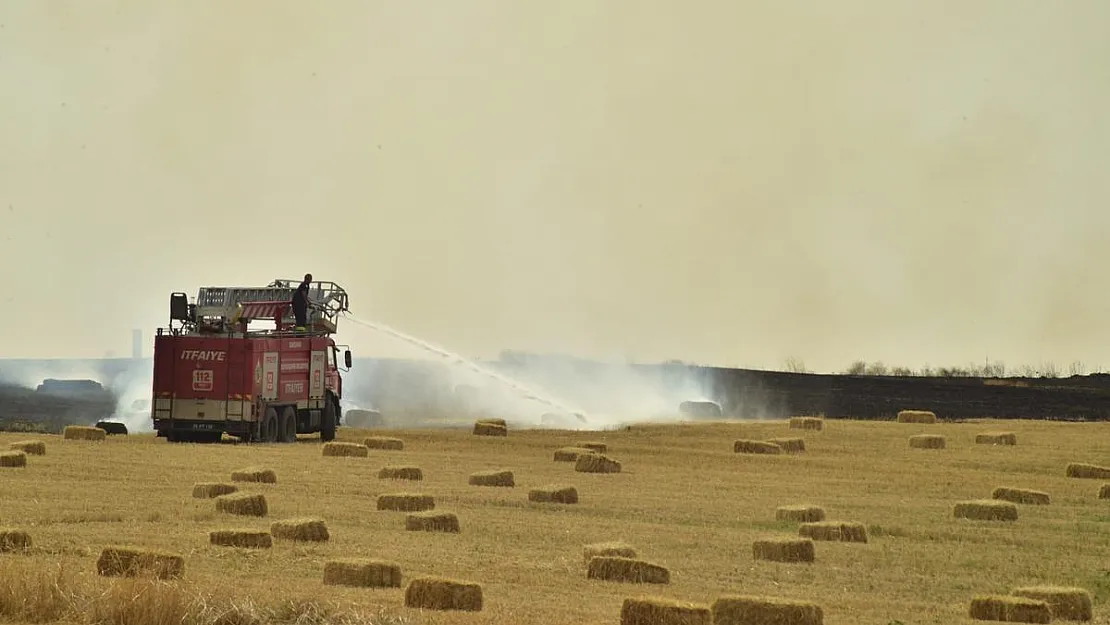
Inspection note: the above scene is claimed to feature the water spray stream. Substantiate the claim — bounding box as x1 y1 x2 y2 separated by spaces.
341 313 588 422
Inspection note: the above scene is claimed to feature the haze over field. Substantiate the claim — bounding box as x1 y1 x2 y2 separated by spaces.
2 1 1109 374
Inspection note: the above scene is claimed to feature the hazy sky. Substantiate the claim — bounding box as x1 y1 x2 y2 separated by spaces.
2 1 1108 374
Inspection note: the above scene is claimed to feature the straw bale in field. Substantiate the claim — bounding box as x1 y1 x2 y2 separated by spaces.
379 465 423 481
96 546 184 579
1011 586 1093 622
230 467 276 484
897 409 937 424
215 492 268 517
909 434 946 449
271 518 330 542
1100 484 1110 499
473 421 507 437
0 529 32 552
404 576 483 612
767 437 805 453
364 436 404 450
192 482 238 499
619 597 711 625
752 538 815 563
63 425 106 441
0 451 26 468
954 499 1018 522
968 595 1051 623
992 487 1050 506
711 594 824 625
377 493 435 512
976 431 1017 446
733 439 782 455
323 558 402 588
405 511 460 533
575 453 622 473
587 556 670 584
580 540 635 564
775 505 826 523
9 440 45 456
529 485 578 504
476 418 506 427
468 469 514 487
580 441 608 453
789 417 824 431
799 521 868 543
322 441 368 458
554 446 597 462
1066 462 1110 479
208 529 272 549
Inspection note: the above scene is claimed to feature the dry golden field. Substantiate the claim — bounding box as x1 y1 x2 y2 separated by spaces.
3 417 1110 624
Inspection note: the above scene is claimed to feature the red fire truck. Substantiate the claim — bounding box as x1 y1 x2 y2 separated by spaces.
151 279 353 443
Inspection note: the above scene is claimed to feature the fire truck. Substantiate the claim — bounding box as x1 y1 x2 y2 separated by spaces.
151 279 353 443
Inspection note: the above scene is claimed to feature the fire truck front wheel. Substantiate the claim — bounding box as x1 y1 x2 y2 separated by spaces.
279 406 297 443
321 392 337 442
259 406 280 443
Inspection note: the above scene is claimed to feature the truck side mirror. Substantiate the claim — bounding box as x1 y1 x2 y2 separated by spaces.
344 350 352 369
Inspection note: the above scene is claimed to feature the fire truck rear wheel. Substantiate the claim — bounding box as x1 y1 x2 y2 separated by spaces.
260 406 279 443
321 393 337 442
279 406 297 443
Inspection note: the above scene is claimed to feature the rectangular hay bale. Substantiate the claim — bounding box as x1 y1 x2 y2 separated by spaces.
215 492 268 517
976 431 1017 445
586 556 670 584
363 436 404 450
969 595 1051 623
620 597 711 625
584 541 637 565
379 465 423 481
405 511 460 533
1066 462 1110 479
554 446 596 462
473 421 507 437
789 417 824 431
323 558 402 588
377 493 435 512
711 594 824 625
0 451 26 468
897 409 937 423
208 529 272 549
270 518 330 542
9 440 45 456
404 576 483 612
575 453 622 473
230 467 277 484
192 482 239 499
322 441 368 457
468 470 515 487
909 434 946 449
767 437 805 453
63 425 106 441
0 529 32 552
775 505 826 523
733 439 782 455
992 487 1050 506
529 485 578 504
96 546 184 579
799 521 868 543
954 499 1018 522
1010 586 1093 622
752 538 815 563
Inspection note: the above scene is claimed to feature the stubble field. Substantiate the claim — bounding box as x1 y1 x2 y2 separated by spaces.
2 417 1110 624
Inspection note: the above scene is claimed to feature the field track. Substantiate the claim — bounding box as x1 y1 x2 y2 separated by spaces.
3 417 1110 624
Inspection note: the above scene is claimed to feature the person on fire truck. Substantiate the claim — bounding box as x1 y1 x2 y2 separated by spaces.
291 273 312 331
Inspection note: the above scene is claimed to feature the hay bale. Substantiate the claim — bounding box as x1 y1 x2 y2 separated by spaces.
363 436 404 450
321 441 368 457
968 595 1051 623
62 425 106 441
789 416 824 431
208 529 272 549
767 437 805 453
0 529 32 552
586 556 670 584
679 400 723 418
711 595 824 625
583 541 637 565
619 597 711 625
575 453 622 473
405 511 460 533
578 441 607 453
733 440 782 455
1066 462 1110 479
215 492 268 517
976 431 1017 446
95 421 128 435
468 470 514 487
1011 586 1093 622
96 546 184 579
752 538 815 563
554 446 596 462
377 493 435 512
992 487 1050 506
404 576 483 612
230 467 276 484
0 451 26 468
323 558 402 588
897 409 937 424
192 482 239 499
476 418 506 427
529 485 578 504
1099 484 1110 499
378 465 423 481
473 421 507 437
9 440 45 456
954 499 1018 522
798 521 868 543
270 518 330 542
909 434 946 449
775 505 826 523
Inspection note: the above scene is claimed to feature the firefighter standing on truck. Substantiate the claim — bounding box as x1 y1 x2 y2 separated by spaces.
291 273 312 332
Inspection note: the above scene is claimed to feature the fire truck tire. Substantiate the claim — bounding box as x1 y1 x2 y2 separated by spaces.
321 393 337 442
279 406 297 443
261 406 280 443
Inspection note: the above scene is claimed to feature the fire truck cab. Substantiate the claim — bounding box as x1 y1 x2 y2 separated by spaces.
151 279 353 444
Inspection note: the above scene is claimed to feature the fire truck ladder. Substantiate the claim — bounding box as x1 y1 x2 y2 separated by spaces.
193 281 349 333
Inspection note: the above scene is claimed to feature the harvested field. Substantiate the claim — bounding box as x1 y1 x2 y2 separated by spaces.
976 431 1017 445
752 538 816 563
468 469 514 487
711 595 824 625
991 487 1050 505
9 440 45 455
897 409 937 424
321 441 368 457
363 435 404 450
909 434 946 449
379 465 424 481
405 511 461 533
270 518 329 542
1 417 1109 624
208 529 272 549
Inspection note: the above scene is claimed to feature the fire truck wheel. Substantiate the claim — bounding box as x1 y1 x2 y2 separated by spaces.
321 394 337 442
279 406 297 443
261 406 280 443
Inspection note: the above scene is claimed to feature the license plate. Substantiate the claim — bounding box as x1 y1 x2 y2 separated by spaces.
191 423 215 430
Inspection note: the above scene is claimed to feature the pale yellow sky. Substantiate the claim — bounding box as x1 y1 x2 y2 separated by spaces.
1 1 1108 373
